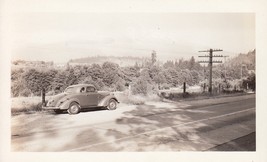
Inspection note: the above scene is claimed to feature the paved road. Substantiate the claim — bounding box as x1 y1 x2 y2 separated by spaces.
208 132 255 151
11 94 255 151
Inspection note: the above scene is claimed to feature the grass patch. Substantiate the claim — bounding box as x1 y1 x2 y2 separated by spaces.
11 96 51 115
159 91 248 102
11 90 248 115
114 92 161 105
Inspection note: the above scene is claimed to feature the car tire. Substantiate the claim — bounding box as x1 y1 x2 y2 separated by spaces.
107 99 117 110
67 102 81 115
54 109 63 114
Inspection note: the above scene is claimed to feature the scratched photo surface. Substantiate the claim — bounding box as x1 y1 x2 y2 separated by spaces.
10 12 256 152
10 12 255 152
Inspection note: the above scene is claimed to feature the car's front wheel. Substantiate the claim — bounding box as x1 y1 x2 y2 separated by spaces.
107 99 117 110
67 102 81 115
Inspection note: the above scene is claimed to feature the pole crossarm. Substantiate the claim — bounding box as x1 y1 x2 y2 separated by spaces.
198 50 210 52
198 61 210 63
213 61 223 63
213 55 224 57
199 49 222 53
212 49 223 52
198 55 210 57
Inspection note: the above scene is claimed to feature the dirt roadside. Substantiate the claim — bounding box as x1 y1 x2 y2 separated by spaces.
179 93 255 107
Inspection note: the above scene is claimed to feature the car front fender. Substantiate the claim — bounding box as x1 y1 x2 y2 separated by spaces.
58 98 80 110
98 96 119 107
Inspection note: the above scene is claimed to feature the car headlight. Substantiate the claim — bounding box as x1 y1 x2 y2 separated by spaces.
57 98 69 106
47 99 54 106
57 100 64 106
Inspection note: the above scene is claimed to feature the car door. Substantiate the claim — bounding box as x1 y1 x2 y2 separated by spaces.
77 87 90 108
85 86 99 106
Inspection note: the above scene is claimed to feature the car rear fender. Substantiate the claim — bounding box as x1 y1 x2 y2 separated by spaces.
98 96 119 107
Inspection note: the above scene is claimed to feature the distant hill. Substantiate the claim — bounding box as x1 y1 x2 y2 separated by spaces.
11 49 255 71
68 56 150 67
227 49 255 70
11 60 54 70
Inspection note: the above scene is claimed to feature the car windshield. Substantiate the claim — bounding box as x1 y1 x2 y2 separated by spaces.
64 87 76 93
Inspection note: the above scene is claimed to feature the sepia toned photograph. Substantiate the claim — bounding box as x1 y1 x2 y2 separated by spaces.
9 12 256 152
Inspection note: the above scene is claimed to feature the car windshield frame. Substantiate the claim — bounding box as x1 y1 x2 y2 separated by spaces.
64 87 77 93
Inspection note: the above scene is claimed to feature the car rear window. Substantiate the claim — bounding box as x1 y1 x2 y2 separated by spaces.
86 86 96 92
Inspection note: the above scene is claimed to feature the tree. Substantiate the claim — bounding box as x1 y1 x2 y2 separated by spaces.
189 56 196 70
11 78 28 97
65 67 78 86
23 68 55 95
139 68 152 84
88 63 104 80
242 72 255 91
131 75 154 95
73 65 87 81
11 68 26 97
79 76 100 90
153 71 167 90
151 50 157 65
163 67 179 86
176 58 189 70
121 66 140 82
148 65 160 80
163 60 175 69
178 69 193 85
190 70 200 85
114 78 126 91
51 69 67 93
130 67 155 95
102 62 120 86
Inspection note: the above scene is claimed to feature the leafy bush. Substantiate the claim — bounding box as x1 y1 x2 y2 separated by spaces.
242 72 255 91
125 95 146 105
160 83 171 90
11 51 255 97
19 88 32 97
114 79 126 91
131 78 152 95
46 90 56 96
116 92 161 105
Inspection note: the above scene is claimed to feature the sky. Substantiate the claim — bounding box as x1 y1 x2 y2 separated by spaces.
7 12 255 63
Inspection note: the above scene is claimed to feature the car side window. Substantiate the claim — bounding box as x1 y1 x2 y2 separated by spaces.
80 87 86 93
86 86 96 93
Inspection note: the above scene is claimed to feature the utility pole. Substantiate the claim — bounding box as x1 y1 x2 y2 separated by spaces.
203 65 207 92
241 63 243 79
223 56 229 79
198 49 223 94
240 64 246 79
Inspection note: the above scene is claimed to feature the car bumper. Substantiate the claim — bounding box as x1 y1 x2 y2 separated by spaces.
42 106 60 110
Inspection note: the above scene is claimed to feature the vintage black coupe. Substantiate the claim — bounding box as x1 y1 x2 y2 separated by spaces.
42 84 119 114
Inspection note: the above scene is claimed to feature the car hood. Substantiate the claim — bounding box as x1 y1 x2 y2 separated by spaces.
52 93 67 100
47 93 67 106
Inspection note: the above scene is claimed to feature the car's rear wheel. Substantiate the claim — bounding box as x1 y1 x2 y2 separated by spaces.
107 99 117 110
67 102 80 115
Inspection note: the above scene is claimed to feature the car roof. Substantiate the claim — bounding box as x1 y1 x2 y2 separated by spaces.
68 84 95 88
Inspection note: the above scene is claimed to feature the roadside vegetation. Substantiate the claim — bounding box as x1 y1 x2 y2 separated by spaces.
11 50 255 115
